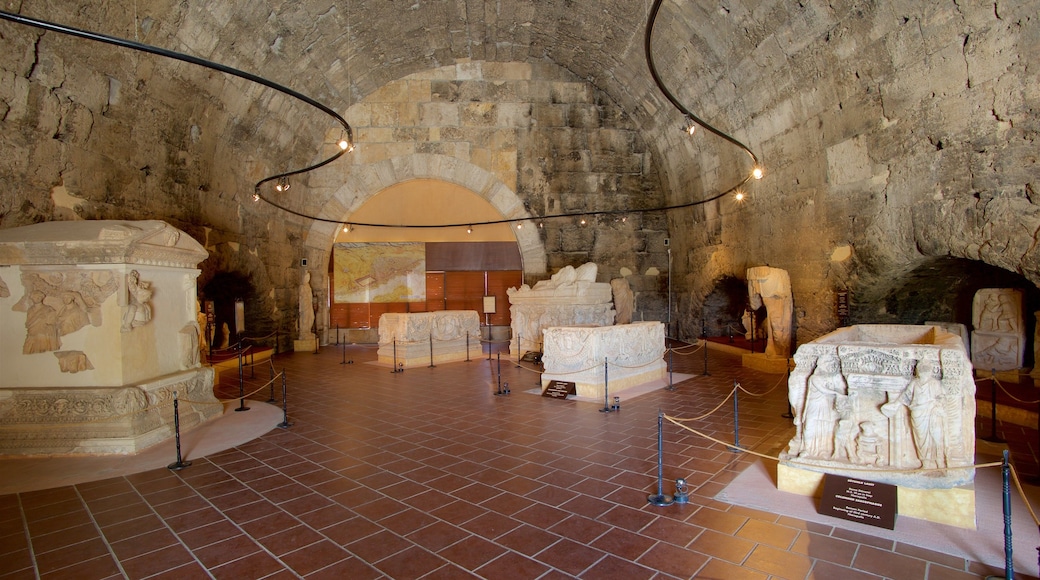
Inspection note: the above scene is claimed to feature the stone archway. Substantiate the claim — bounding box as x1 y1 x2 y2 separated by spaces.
304 153 546 278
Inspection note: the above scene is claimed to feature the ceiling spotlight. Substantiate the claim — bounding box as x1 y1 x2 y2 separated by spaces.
734 191 745 201
682 116 696 136
538 222 544 229
752 167 764 180
467 225 473 234
275 176 291 192
516 223 522 229
343 224 351 233
252 192 260 202
580 217 586 226
338 139 351 151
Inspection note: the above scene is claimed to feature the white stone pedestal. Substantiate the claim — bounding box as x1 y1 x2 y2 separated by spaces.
0 220 220 455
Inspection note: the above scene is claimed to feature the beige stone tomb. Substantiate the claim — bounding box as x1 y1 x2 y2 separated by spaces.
778 324 976 528
0 220 220 455
377 310 481 368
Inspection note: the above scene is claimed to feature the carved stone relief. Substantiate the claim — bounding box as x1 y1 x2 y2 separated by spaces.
54 350 94 373
121 269 154 332
610 278 634 325
971 288 1025 371
781 325 975 489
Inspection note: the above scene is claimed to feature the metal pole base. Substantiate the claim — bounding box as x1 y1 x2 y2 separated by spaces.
599 406 615 413
235 404 250 412
168 460 192 471
277 421 293 429
647 493 674 506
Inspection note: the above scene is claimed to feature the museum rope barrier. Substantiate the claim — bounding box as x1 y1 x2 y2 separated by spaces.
655 383 1040 542
986 375 1040 406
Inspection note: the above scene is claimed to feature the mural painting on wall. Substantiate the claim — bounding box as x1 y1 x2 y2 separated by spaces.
971 288 1024 371
333 242 426 303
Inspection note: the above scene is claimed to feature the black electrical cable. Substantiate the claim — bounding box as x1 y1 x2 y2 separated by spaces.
1 4 760 230
0 9 353 194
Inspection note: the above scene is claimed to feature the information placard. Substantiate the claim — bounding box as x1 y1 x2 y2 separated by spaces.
819 474 897 529
542 380 576 399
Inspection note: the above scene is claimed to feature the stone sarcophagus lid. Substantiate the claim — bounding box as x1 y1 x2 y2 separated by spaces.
507 263 615 355
0 220 219 455
778 324 977 528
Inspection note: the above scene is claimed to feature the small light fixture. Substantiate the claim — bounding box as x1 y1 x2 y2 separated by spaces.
338 138 351 151
682 116 696 136
516 223 522 229
734 191 745 202
342 224 351 233
275 176 291 192
467 225 473 234
580 217 586 226
538 221 544 228
752 166 764 180
252 192 260 202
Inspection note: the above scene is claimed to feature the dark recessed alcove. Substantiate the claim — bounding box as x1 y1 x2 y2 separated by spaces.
853 257 1040 366
702 276 752 338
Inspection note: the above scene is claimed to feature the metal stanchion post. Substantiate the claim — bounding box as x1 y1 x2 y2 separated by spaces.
277 371 292 429
428 335 436 368
647 410 674 506
701 333 710 376
729 381 740 453
335 323 340 346
167 392 191 471
466 333 471 362
235 348 249 412
990 449 1014 580
494 352 504 395
984 371 1005 443
666 343 675 391
268 364 276 403
516 334 521 367
600 358 613 413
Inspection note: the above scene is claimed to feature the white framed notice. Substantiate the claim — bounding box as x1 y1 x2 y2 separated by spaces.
483 295 496 314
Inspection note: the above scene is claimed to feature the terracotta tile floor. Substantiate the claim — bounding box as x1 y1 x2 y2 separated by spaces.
1 343 1036 579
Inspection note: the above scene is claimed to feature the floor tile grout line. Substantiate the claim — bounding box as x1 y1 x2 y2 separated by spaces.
72 484 129 579
164 461 307 578
15 493 40 579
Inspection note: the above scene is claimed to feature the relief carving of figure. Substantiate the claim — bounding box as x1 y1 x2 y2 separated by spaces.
121 270 153 332
58 292 90 336
883 359 947 469
799 354 846 459
610 278 634 325
23 290 61 354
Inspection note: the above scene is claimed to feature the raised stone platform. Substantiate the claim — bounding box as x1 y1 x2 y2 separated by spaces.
0 367 218 455
778 463 975 529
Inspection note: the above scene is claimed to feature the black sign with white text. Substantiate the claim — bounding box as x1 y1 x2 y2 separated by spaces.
819 474 897 530
543 380 576 399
